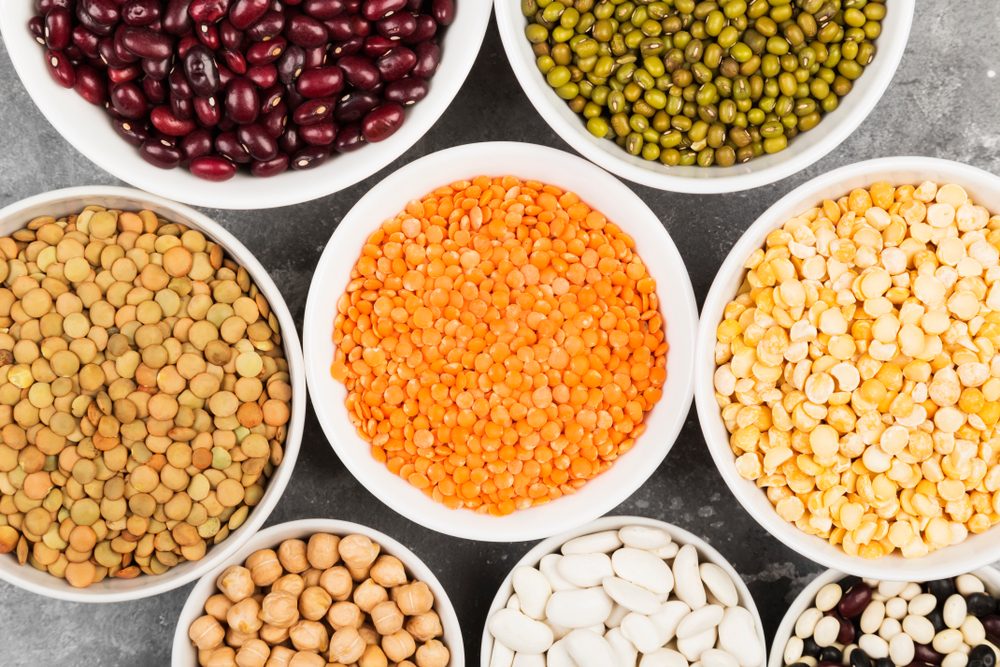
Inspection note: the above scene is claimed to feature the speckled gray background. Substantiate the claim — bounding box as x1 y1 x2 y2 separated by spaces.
1 3 998 666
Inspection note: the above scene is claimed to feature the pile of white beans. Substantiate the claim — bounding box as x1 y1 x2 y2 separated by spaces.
486 524 765 667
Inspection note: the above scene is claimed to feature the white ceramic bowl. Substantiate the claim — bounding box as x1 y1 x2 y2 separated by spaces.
768 567 1000 667
171 518 465 666
0 6 492 210
480 514 768 666
304 141 698 542
696 156 1000 580
0 186 306 602
494 0 914 194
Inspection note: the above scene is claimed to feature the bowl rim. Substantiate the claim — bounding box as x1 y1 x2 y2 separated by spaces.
169 517 466 667
493 0 915 194
766 566 1000 667
302 140 698 543
0 185 306 602
695 155 1000 580
0 5 493 210
478 514 769 667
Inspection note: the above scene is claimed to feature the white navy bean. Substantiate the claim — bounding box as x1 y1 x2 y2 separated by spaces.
619 526 672 550
677 604 724 640
960 615 986 646
488 608 555 654
719 606 764 667
783 636 804 664
899 582 922 601
908 593 938 617
878 617 902 640
546 639 576 667
700 563 739 608
511 653 544 667
558 553 614 588
613 547 675 596
622 613 667 654
902 614 936 645
888 632 915 666
877 581 909 598
884 597 907 620
956 574 985 596
565 628 619 667
654 543 680 559
562 530 623 555
813 616 841 647
672 545 707 609
815 583 843 612
701 648 740 667
860 600 886 634
512 567 551 620
858 633 890 659
604 577 664 615
540 554 575 592
798 657 818 667
677 626 716 662
489 641 515 667
932 628 965 655
546 588 614 628
640 648 690 667
944 594 968 629
651 600 692 645
943 653 970 667
606 627 639 667
606 603 629 629
795 608 824 639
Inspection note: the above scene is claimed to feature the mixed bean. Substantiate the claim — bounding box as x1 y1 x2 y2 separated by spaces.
0 205 292 587
783 575 1000 667
330 176 669 516
521 0 885 167
713 182 1000 558
188 532 451 667
29 0 456 181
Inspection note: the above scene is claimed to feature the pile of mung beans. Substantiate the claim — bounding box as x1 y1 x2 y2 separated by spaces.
0 206 291 587
521 0 885 167
713 181 1000 559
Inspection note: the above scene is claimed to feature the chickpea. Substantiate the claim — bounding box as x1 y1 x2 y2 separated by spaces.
227 597 264 634
370 600 404 635
235 639 270 667
190 614 225 650
217 565 255 602
260 590 300 628
319 566 353 601
381 630 416 663
259 624 290 645
358 624 378 646
359 645 389 667
369 555 407 588
301 568 321 588
263 646 295 667
415 640 449 667
287 651 324 667
306 533 340 570
288 619 329 653
405 612 443 642
327 601 364 630
246 549 283 587
353 578 388 613
328 626 366 664
338 534 379 580
277 538 308 573
298 585 333 621
204 593 235 621
392 582 434 616
205 646 238 667
271 573 305 597
226 628 259 649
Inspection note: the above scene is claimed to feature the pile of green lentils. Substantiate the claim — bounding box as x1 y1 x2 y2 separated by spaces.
522 0 886 167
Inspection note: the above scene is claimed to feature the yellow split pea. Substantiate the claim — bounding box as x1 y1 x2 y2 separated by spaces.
715 181 1000 559
331 176 669 516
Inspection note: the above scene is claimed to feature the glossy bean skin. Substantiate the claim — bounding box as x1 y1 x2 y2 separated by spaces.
215 131 252 163
169 68 194 98
122 0 161 26
411 40 440 78
44 8 72 50
228 0 269 30
837 584 872 619
384 76 426 106
261 102 288 137
361 102 403 142
299 121 337 146
405 14 436 44
188 0 231 24
75 6 115 36
376 12 415 40
362 0 406 21
292 97 335 125
107 64 142 84
376 46 415 81
225 77 259 124
296 66 344 97
247 63 278 89
196 21 220 49
45 50 76 87
113 118 150 146
163 0 194 35
286 14 329 48
180 128 214 159
251 153 290 177
246 37 287 65
290 145 330 169
246 10 285 41
170 93 195 120
237 123 278 160
140 138 184 168
218 19 243 49
337 55 380 90
220 48 247 74
183 44 221 96
193 95 222 126
80 0 120 26
333 122 365 152
984 615 1000 644
74 64 108 104
260 86 285 114
334 90 378 122
189 155 238 180
151 105 198 136
142 57 171 81
120 26 174 59
303 0 347 20
72 25 101 58
277 45 306 84
111 81 148 117
431 0 455 26
362 35 395 58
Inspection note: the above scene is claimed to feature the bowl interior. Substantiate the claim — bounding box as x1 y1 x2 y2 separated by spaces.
303 141 698 542
0 5 493 210
494 0 914 193
0 187 305 602
170 518 465 667
479 514 768 667
767 567 1000 667
696 156 1000 580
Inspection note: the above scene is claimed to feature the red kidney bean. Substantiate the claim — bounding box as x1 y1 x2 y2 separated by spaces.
334 90 378 121
180 128 214 159
113 118 150 146
299 121 336 146
837 584 872 619
303 45 328 67
363 35 395 58
225 77 259 124
218 19 243 49
108 64 142 84
286 15 329 48
331 36 363 58
142 57 171 80
913 644 943 665
163 0 195 34
277 45 306 84
404 0 422 10
44 8 72 50
170 93 195 120
411 40 440 78
80 0 120 26
251 153 289 177
377 12 415 40
246 11 285 41
337 55 380 90
296 66 345 98
182 45 220 96
169 68 194 98
189 0 231 24
29 16 46 45
291 145 330 169
292 97 335 125
237 123 278 160
333 122 364 152
122 0 161 26
72 25 100 58
835 615 855 646
303 0 347 20
215 131 252 162
151 105 197 136
431 0 455 26
246 38 287 65
279 125 303 153
361 102 403 142
190 155 237 180
229 0 269 30
73 64 107 104
260 86 284 113
247 63 278 89
345 0 362 10
217 63 236 87
384 75 426 106
143 76 168 103
218 48 246 74
75 7 115 36
323 16 354 40
262 101 288 136
194 95 222 126
362 0 406 21
196 22 221 49
46 50 76 87
120 27 174 60
37 0 72 12
376 46 415 81
141 137 184 168
175 34 199 56
405 14 436 44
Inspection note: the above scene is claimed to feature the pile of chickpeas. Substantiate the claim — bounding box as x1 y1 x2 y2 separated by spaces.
188 533 450 667
714 181 1000 558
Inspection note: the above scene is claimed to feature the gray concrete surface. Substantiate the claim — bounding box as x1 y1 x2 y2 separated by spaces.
1 3 998 666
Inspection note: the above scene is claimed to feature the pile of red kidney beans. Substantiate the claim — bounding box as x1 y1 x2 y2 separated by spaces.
29 0 455 181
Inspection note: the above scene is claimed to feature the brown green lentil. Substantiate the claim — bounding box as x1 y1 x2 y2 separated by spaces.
0 206 293 588
523 0 885 167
